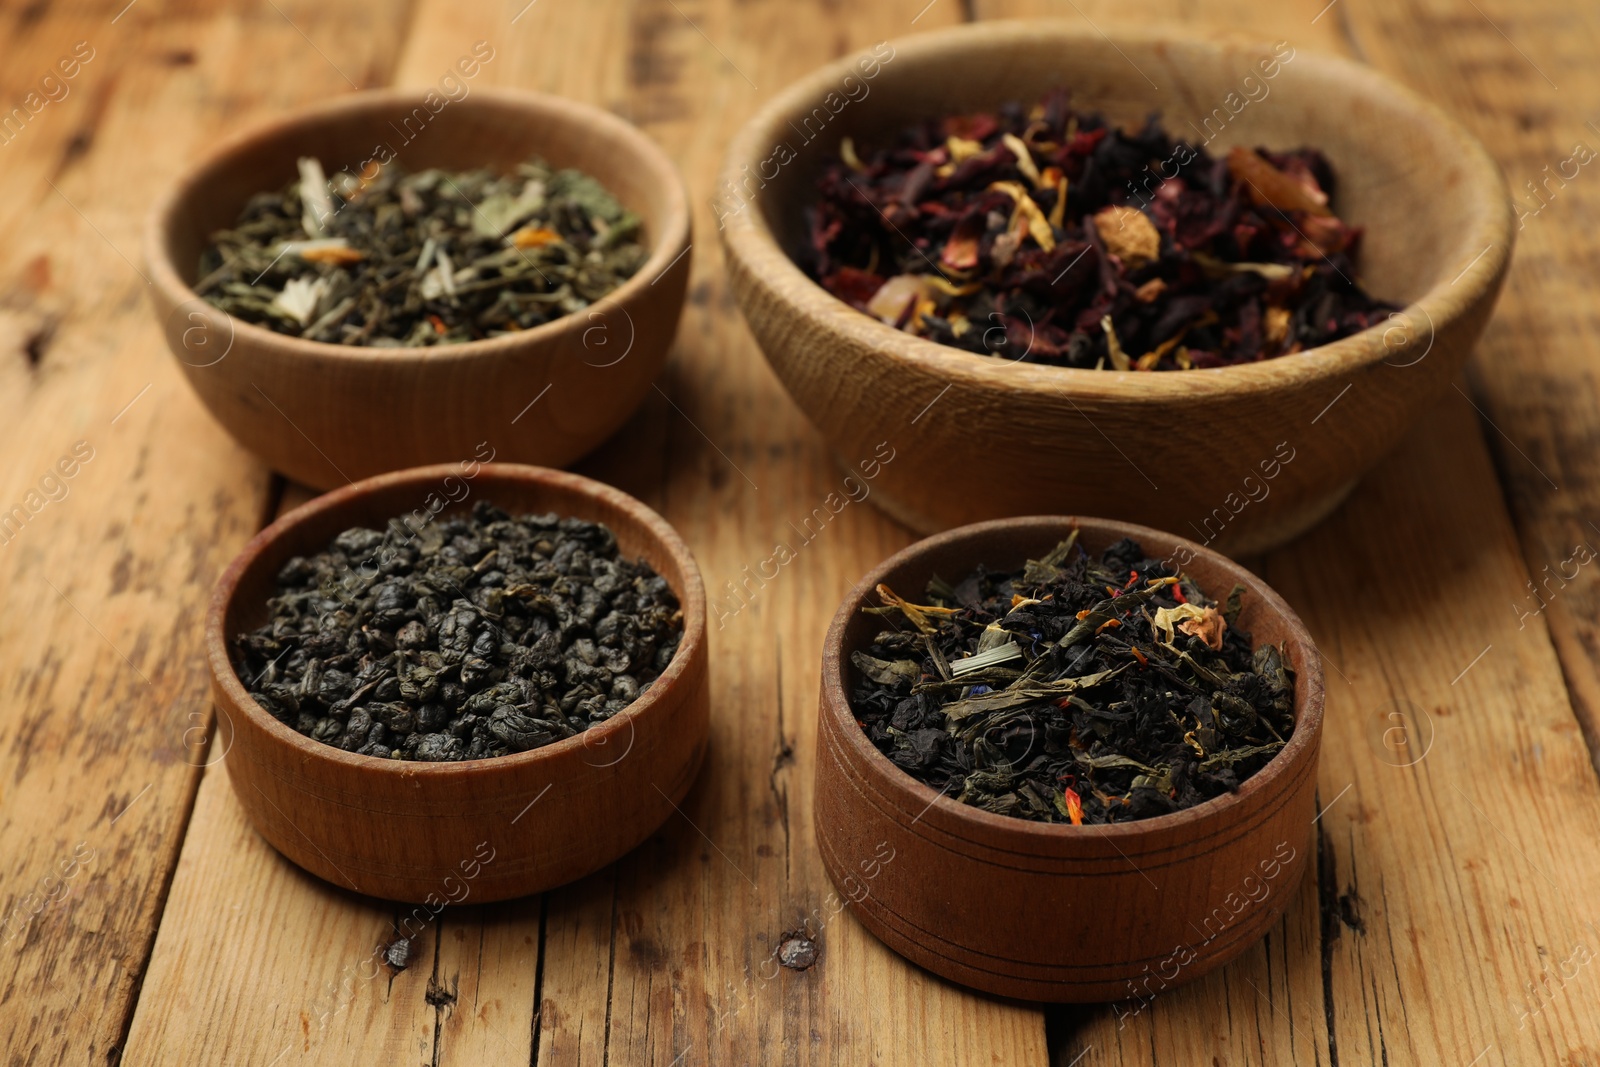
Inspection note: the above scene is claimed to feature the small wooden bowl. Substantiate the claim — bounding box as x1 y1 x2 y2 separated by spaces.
147 89 691 490
720 24 1512 553
815 516 1324 1002
208 464 709 903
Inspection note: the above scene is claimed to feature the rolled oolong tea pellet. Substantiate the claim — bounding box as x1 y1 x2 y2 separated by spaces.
849 534 1296 824
231 500 684 761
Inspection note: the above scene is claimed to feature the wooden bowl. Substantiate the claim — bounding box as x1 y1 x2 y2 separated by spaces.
815 516 1324 1002
720 25 1512 553
207 463 709 903
147 89 691 491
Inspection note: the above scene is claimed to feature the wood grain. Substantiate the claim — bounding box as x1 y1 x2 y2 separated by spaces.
966 1 1600 1064
145 88 693 490
402 1 1054 1063
816 517 1326 1002
416 0 1049 1062
208 464 711 905
0 1 408 1063
1340 0 1600 775
8 0 1600 1064
719 22 1511 554
120 0 1047 1064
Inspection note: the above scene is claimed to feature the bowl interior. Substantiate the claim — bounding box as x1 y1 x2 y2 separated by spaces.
162 90 678 291
217 465 702 762
750 30 1486 315
831 516 1321 833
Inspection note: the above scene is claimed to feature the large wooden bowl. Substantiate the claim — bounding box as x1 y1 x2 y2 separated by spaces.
148 89 691 491
815 516 1324 1002
720 25 1512 553
208 464 709 903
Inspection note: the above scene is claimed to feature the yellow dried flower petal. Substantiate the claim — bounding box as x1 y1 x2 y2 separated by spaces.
946 135 985 163
1002 133 1043 186
840 136 865 172
989 181 1055 252
1101 315 1130 371
1265 306 1292 345
510 226 562 250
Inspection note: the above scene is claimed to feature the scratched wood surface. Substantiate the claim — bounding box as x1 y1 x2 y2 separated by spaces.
3 0 1600 1064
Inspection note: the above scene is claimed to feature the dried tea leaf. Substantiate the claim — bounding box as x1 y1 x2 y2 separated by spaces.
940 665 1129 724
848 535 1294 825
1022 531 1080 584
1222 584 1247 627
851 651 922 688
1057 578 1178 651
549 169 627 224
196 157 646 347
1200 742 1285 771
229 501 683 762
472 179 547 238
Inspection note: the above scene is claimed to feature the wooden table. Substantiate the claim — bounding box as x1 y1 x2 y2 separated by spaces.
4 0 1597 1062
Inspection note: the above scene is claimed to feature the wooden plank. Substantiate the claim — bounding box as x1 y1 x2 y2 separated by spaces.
116 0 1042 1062
125 478 546 1065
1339 0 1600 785
963 2 1600 1064
387 1 1051 1063
0 0 413 1061
1324 2 1600 1062
120 736 442 1065
88 3 542 1063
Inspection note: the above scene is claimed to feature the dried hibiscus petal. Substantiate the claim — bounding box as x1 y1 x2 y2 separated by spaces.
802 90 1394 370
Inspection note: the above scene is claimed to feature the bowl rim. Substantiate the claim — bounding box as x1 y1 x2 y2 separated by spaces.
145 86 692 364
819 514 1326 841
206 462 707 778
719 21 1514 401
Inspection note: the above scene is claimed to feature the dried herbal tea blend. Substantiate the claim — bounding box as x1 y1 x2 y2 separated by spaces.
196 157 648 346
805 91 1396 369
849 534 1296 824
232 501 683 762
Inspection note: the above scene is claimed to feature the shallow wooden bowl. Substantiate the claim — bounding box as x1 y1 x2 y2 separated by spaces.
208 463 709 903
720 24 1512 553
815 516 1324 1002
148 89 691 490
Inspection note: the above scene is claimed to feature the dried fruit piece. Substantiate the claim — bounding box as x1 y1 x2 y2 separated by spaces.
1093 205 1161 267
1227 146 1332 217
